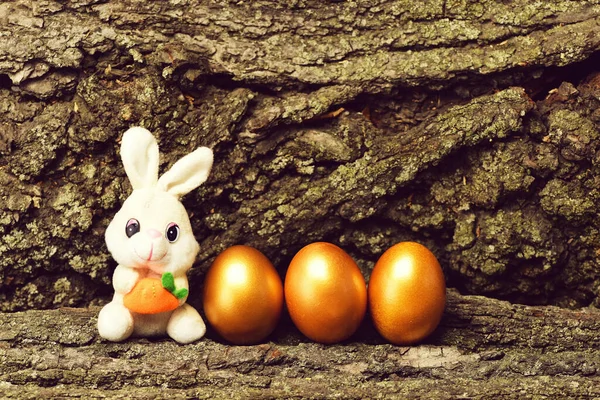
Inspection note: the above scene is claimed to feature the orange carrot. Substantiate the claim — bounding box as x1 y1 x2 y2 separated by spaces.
123 277 180 314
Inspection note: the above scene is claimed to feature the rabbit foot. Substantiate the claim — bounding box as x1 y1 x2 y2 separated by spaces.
98 302 134 342
166 304 206 344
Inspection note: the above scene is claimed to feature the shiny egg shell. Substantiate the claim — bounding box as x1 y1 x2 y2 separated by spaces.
284 242 367 344
368 242 446 345
203 245 283 345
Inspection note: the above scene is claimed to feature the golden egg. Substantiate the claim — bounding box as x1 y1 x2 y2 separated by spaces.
284 242 367 344
203 245 283 345
368 242 446 345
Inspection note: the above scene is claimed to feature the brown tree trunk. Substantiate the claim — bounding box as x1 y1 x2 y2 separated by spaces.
2 290 600 399
2 0 600 397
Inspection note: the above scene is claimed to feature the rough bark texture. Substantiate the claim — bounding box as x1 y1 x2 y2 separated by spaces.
3 0 600 310
2 290 600 399
2 0 600 396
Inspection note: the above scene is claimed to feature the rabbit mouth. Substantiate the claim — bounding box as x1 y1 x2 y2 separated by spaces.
134 245 167 262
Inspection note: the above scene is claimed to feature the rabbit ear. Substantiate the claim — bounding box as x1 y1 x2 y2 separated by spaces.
157 147 213 198
120 127 160 190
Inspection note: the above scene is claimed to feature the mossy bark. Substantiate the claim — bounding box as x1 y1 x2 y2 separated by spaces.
3 0 600 309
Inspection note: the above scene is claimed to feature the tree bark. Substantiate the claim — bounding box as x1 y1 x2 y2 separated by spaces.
3 0 600 309
1 290 600 399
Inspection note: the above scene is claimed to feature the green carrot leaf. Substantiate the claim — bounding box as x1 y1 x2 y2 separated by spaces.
173 288 189 300
161 272 176 292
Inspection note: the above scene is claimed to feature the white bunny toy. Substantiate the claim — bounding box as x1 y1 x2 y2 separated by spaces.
97 127 213 344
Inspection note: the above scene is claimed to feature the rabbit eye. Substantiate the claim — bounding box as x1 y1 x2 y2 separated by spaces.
126 218 140 238
166 223 180 243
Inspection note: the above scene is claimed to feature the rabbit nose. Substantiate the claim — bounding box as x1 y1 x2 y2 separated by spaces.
147 229 162 239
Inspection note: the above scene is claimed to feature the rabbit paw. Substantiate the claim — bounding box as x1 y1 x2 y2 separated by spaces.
166 304 206 344
98 302 134 342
